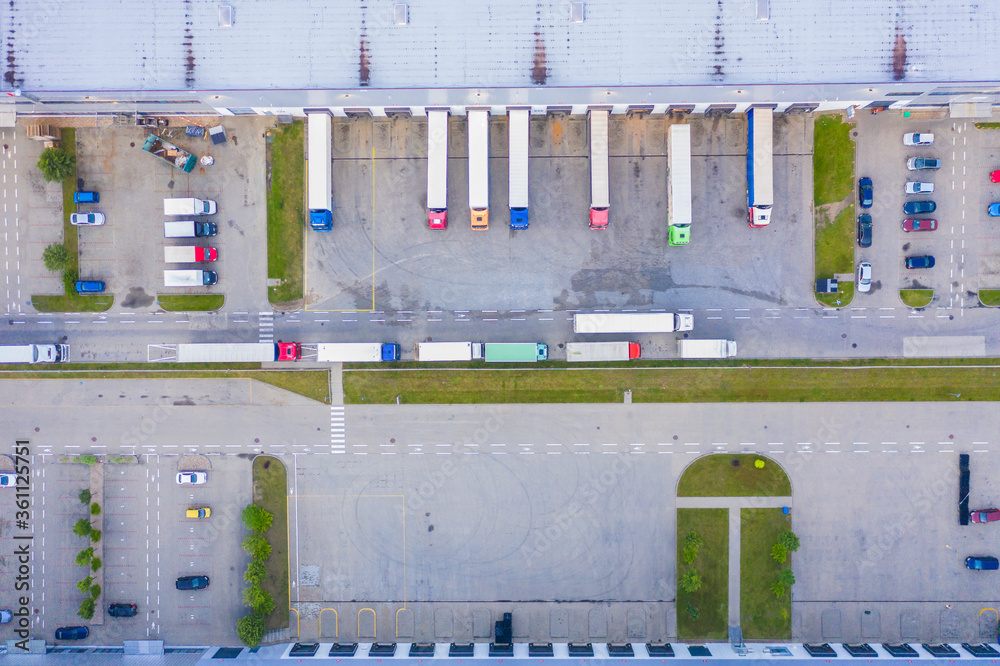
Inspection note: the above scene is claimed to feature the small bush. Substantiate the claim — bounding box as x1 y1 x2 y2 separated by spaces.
75 548 94 566
679 569 702 593
79 454 99 466
109 455 132 464
241 504 274 533
90 503 101 516
754 459 765 469
685 603 700 620
90 529 101 543
778 568 796 587
72 518 92 538
236 612 266 648
771 542 787 564
682 545 699 565
771 581 785 598
90 583 101 598
76 576 93 594
779 530 800 553
42 243 73 273
91 557 102 571
78 489 92 504
78 597 95 620
244 559 267 586
241 533 271 560
242 584 266 609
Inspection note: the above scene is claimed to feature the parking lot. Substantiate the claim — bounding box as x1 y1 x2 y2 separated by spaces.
854 113 1000 307
0 454 249 646
73 117 273 312
305 112 814 313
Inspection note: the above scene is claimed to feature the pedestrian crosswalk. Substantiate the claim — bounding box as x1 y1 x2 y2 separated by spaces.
258 312 274 342
331 406 345 452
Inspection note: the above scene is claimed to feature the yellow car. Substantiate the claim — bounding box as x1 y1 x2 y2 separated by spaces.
186 507 211 519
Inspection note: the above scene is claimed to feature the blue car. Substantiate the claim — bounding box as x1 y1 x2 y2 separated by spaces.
55 626 89 640
966 556 999 570
73 191 99 204
905 256 935 269
858 177 873 209
75 280 106 294
988 203 1000 217
903 201 936 215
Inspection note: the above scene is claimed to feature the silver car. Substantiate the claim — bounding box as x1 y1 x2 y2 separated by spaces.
176 471 207 485
904 182 934 194
857 262 872 293
70 212 106 226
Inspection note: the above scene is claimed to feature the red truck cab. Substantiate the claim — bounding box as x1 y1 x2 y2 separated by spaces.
627 342 641 359
276 343 301 361
428 210 447 230
589 208 609 229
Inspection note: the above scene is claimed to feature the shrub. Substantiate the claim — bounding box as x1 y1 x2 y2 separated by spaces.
778 568 796 587
109 455 132 464
771 542 787 564
683 531 703 550
685 603 700 620
90 583 101 598
72 518 93 538
37 147 76 182
76 576 93 594
242 584 266 609
90 503 101 516
236 612 266 648
79 454 99 466
242 533 271 560
78 597 95 620
244 559 267 586
779 530 800 553
241 504 274 533
771 581 785 598
75 548 94 566
754 459 765 469
42 243 73 273
679 570 702 593
252 590 275 617
91 557 102 571
682 545 699 565
90 529 101 543
78 489 92 504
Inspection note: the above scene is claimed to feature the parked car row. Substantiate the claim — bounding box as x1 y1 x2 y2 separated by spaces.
71 190 109 294
989 170 1000 218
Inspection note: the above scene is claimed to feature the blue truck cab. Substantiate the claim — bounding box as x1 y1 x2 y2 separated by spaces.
510 209 529 230
309 210 333 231
380 343 401 362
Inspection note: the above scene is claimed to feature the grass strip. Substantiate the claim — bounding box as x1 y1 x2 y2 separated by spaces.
266 121 305 306
157 294 225 311
677 454 790 497
740 508 792 639
813 115 855 206
899 289 933 308
979 289 1000 306
814 207 856 307
343 365 1000 404
676 508 728 639
252 456 290 631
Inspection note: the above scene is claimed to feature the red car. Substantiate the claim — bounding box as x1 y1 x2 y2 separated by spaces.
971 509 1000 523
991 170 1000 184
902 218 937 232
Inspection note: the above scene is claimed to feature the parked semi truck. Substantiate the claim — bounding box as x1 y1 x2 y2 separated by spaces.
142 134 196 172
0 343 69 364
427 109 449 229
307 111 334 231
164 220 217 238
315 343 401 362
484 343 548 363
574 312 693 333
175 343 301 363
164 197 217 216
589 108 610 229
565 341 640 362
747 107 774 228
508 108 530 229
163 246 217 263
668 124 693 246
163 269 218 286
678 339 737 359
468 109 490 230
415 341 483 362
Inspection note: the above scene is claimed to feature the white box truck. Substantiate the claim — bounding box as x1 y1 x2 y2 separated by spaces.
589 108 610 229
316 343 401 362
0 343 69 364
468 109 490 230
163 197 217 216
163 246 217 263
175 342 301 363
427 109 449 229
573 312 693 333
565 342 641 362
668 124 692 246
747 107 774 227
163 269 218 286
164 220 217 238
415 342 484 362
508 108 530 229
678 339 737 359
307 111 333 231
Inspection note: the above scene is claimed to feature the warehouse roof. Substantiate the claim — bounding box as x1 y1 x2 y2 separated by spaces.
4 0 998 92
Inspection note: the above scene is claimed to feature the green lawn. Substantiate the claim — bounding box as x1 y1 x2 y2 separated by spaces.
814 207 856 307
740 509 792 639
32 291 114 313
677 454 790 497
266 121 305 306
899 289 933 308
157 294 225 311
813 115 855 206
974 122 1000 130
979 289 1000 306
815 282 854 308
252 456 290 631
343 364 1000 404
676 509 729 639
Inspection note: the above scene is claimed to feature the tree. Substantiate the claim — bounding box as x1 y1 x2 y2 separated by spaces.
685 603 700 620
90 529 102 543
684 531 703 550
91 557 102 571
37 147 76 182
75 548 94 566
90 583 101 598
779 530 800 553
242 584 266 609
771 542 787 564
90 502 102 515
778 568 796 587
42 243 72 273
252 590 275 617
76 576 93 594
80 455 99 466
244 559 267 586
78 489 92 504
236 613 266 648
78 597 95 620
242 534 271 560
242 504 274 532
72 518 93 538
679 570 702 593
682 545 699 564
771 581 786 598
